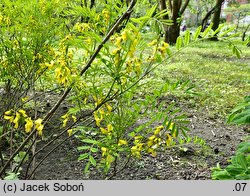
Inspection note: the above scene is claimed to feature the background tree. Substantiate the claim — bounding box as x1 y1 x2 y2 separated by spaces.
211 0 225 31
201 0 225 32
159 0 190 45
224 2 250 41
187 0 215 26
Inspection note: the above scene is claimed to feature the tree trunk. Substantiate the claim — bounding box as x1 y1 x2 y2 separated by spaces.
159 0 190 45
209 0 224 41
211 0 224 32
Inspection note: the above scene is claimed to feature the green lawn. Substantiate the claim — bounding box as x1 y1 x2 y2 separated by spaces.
152 40 250 118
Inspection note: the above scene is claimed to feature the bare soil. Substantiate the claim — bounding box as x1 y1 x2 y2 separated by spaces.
29 95 249 180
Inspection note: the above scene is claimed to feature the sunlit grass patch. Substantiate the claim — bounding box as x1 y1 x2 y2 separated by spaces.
153 40 250 117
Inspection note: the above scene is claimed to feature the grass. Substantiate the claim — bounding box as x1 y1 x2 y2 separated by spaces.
151 39 250 118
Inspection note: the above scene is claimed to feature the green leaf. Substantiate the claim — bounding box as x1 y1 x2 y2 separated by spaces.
218 26 236 37
235 154 248 170
89 155 96 166
84 162 91 173
166 47 171 56
13 151 29 163
154 8 169 19
226 167 245 176
78 153 89 161
211 169 233 180
176 36 182 50
0 126 3 135
235 174 250 180
81 138 98 144
90 148 99 153
77 146 90 151
213 24 225 36
184 30 190 46
147 4 158 17
202 23 213 38
193 26 202 41
232 46 242 59
4 172 20 180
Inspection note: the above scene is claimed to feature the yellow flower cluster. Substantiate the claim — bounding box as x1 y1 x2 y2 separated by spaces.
61 113 77 128
55 66 71 85
158 42 169 58
148 40 170 58
0 14 11 26
101 147 115 166
53 38 74 86
118 139 128 146
93 103 112 127
146 126 164 157
4 109 44 135
100 124 113 135
126 58 142 77
0 14 3 24
74 22 90 33
102 9 110 23
131 135 144 158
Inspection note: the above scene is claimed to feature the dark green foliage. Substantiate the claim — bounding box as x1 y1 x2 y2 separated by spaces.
212 139 250 180
227 95 250 125
212 95 250 180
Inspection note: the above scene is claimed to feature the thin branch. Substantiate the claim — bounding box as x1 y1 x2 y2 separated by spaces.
180 0 190 15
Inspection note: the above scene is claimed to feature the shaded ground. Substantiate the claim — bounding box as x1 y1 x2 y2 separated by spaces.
31 98 249 180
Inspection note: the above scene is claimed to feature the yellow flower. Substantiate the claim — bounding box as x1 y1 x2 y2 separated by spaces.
150 134 156 140
4 110 14 122
101 147 108 156
134 135 143 144
99 108 105 116
72 115 77 122
121 30 127 40
148 148 157 157
166 121 175 130
61 113 68 119
115 37 123 47
126 59 133 73
18 109 28 118
4 110 12 116
105 104 112 114
166 133 172 146
35 118 44 136
44 60 55 68
62 118 68 127
106 154 115 164
154 125 164 135
21 97 29 102
4 115 14 122
67 129 73 136
148 39 157 46
102 9 110 21
111 47 121 55
13 112 21 129
100 127 109 135
100 124 113 135
131 143 143 158
107 124 113 132
134 58 141 76
158 41 169 58
118 139 128 146
94 112 102 127
25 117 33 133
